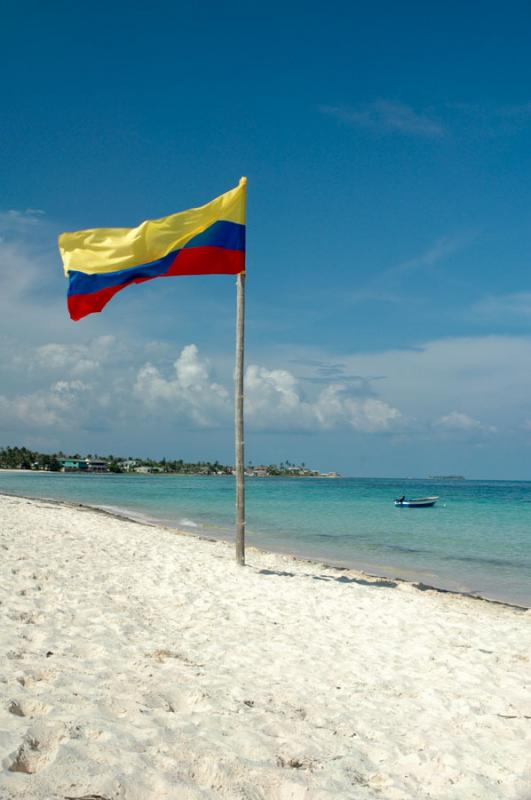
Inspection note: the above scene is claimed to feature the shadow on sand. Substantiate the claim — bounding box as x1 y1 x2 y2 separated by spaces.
257 568 398 589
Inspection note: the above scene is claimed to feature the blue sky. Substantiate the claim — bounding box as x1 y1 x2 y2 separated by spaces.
2 0 531 477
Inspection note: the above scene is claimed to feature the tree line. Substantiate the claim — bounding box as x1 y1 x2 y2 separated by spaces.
0 446 62 471
0 446 233 475
0 446 318 477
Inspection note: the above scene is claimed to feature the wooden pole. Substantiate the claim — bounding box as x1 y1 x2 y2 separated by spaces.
235 271 246 565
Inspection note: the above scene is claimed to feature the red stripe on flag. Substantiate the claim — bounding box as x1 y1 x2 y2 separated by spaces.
166 246 245 276
68 277 153 320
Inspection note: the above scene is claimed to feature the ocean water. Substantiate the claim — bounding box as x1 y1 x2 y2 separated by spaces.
1 471 530 607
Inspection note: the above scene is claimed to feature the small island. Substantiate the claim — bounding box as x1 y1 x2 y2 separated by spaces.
428 475 466 481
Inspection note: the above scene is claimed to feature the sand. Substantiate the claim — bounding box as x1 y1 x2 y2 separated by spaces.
0 494 530 800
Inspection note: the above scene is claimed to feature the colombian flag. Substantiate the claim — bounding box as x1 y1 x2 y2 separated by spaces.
59 179 246 321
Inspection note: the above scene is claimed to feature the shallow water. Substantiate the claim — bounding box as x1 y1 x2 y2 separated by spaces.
1 471 530 606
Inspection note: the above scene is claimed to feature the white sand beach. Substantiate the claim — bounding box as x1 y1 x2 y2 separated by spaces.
0 494 530 800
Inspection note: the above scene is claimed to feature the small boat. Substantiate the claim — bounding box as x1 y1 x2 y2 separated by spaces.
394 496 438 508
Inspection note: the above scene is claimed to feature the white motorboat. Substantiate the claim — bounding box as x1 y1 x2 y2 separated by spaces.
394 496 439 508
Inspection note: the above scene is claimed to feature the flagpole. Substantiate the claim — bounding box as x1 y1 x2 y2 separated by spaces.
235 270 246 565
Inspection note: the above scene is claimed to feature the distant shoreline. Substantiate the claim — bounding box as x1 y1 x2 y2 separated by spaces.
0 468 340 478
428 475 466 480
4 468 531 481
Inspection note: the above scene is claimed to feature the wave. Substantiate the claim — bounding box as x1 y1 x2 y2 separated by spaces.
179 518 199 528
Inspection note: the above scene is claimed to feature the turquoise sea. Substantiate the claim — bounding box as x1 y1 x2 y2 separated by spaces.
1 471 530 607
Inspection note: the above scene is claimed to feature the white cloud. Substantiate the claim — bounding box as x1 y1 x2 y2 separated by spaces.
134 344 230 428
315 386 401 432
345 231 477 306
472 292 531 321
321 100 531 141
0 240 44 299
388 233 476 277
0 304 527 456
320 100 444 137
30 336 122 376
245 366 314 430
434 411 495 433
287 335 531 439
0 209 46 237
245 366 401 432
131 349 403 434
0 208 73 341
0 379 88 429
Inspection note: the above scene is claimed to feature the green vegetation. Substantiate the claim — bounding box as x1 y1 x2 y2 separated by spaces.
0 446 233 475
0 446 61 471
0 446 331 477
129 457 233 475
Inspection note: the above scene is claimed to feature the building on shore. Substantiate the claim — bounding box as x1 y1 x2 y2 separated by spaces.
59 458 108 473
85 458 108 473
246 466 269 477
118 460 139 472
59 458 88 472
